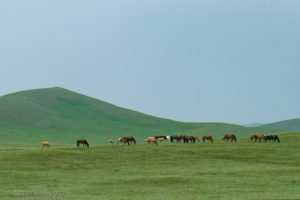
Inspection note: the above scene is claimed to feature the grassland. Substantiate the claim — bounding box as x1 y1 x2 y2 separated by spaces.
0 133 299 200
0 87 299 199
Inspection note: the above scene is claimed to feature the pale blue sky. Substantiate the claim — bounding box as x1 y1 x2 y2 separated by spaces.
1 0 300 124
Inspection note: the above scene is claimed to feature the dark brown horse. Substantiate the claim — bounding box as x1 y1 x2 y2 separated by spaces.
202 136 213 143
223 134 237 142
77 139 89 148
118 137 136 145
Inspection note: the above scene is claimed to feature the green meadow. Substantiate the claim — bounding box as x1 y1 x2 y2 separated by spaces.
0 87 299 199
0 133 299 200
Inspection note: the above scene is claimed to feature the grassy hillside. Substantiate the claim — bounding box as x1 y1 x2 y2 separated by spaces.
261 118 300 131
0 87 277 144
0 133 299 200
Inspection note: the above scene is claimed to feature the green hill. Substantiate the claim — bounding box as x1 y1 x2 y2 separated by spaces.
260 118 300 131
0 87 277 144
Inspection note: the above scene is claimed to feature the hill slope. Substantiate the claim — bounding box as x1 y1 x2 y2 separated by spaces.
261 118 300 131
0 87 276 143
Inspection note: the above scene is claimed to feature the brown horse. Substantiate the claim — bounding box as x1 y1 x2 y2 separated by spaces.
41 141 50 148
77 139 89 148
118 137 136 145
202 136 213 143
147 137 158 145
223 134 237 142
250 134 265 142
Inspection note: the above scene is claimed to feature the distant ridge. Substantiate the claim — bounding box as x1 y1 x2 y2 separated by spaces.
0 87 284 143
243 123 264 128
260 118 300 131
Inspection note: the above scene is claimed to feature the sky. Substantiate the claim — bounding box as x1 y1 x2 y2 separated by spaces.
0 0 300 124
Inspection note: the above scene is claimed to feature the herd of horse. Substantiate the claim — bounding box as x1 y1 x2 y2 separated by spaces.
41 133 280 148
146 135 214 145
250 134 280 143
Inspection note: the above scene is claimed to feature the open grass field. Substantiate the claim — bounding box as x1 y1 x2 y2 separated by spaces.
0 88 299 199
0 133 299 200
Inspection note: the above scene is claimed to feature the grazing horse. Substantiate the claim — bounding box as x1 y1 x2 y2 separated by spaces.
182 136 196 143
41 141 50 148
264 135 280 143
250 134 265 142
223 134 237 142
170 135 180 143
118 137 136 145
202 136 213 143
154 136 167 142
147 137 158 145
77 139 89 148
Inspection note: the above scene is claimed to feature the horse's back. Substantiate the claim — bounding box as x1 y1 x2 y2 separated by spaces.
41 141 49 144
147 137 157 142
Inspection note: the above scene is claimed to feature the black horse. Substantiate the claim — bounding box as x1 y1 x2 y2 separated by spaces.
77 139 89 148
170 136 180 143
264 135 280 143
178 135 196 143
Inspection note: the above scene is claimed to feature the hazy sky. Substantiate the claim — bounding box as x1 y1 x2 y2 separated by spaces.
1 0 300 124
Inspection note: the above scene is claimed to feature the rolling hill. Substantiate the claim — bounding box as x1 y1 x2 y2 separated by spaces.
0 87 278 144
260 118 300 131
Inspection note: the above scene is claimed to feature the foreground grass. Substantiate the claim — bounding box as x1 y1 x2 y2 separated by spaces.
0 134 299 200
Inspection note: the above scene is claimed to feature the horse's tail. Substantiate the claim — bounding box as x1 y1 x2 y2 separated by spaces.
276 135 280 143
